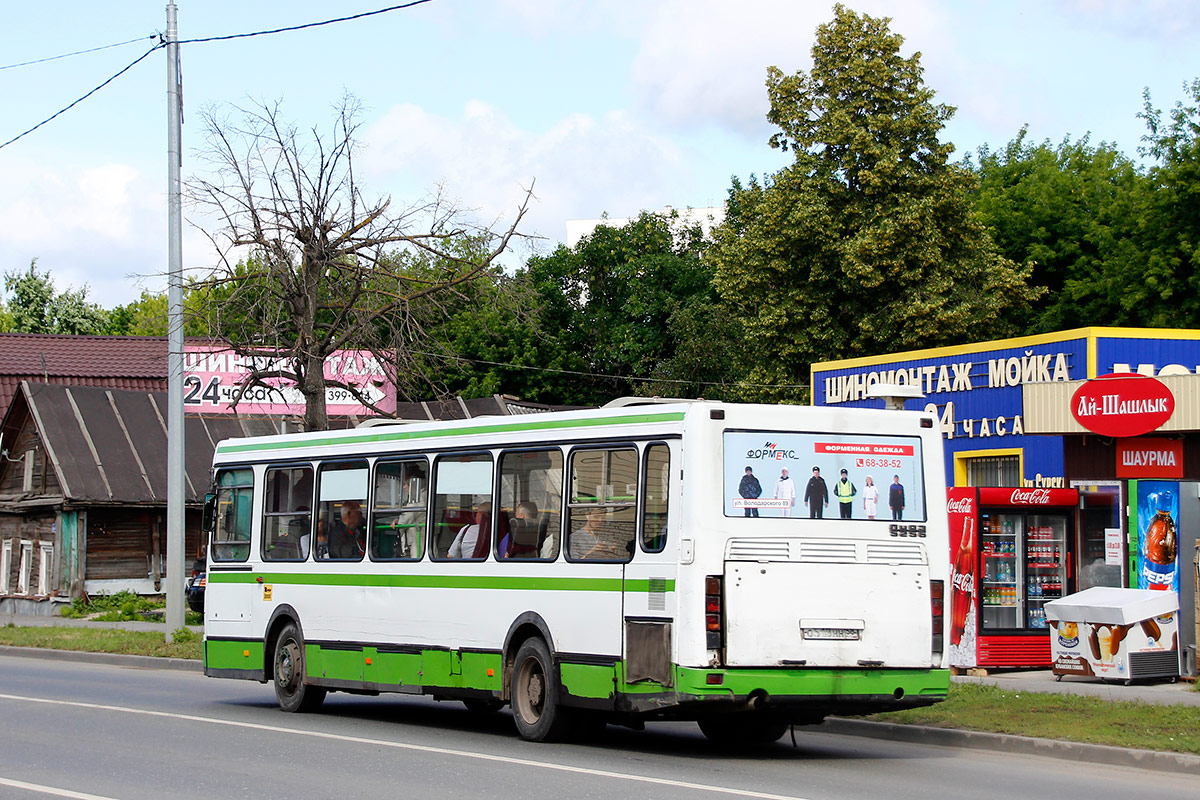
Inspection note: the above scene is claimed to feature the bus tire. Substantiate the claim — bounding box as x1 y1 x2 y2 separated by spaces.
510 637 570 742
273 622 326 713
697 716 789 745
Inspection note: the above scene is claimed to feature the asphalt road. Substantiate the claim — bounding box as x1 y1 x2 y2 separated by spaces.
0 654 1196 800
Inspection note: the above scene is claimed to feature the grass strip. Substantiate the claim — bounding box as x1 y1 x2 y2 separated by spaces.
862 682 1200 755
0 624 202 661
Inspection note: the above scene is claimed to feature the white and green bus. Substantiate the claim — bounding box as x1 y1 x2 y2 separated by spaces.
201 399 949 743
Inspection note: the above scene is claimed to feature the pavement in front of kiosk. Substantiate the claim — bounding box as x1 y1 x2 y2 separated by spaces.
953 666 1200 706
2 613 1199 774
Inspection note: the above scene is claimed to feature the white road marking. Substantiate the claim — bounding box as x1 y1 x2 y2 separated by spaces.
0 692 810 800
0 776 124 799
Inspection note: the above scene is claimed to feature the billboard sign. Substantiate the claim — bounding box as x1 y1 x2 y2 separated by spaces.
1115 438 1183 479
184 345 395 416
1070 373 1174 437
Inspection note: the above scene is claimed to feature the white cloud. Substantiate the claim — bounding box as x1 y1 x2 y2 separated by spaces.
624 0 948 136
362 100 690 253
0 159 169 306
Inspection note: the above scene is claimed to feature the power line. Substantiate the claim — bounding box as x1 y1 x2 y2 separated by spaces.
177 0 434 45
0 43 163 151
0 34 159 71
414 350 809 391
0 1 438 152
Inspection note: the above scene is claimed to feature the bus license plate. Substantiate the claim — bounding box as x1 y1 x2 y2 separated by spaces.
802 628 860 641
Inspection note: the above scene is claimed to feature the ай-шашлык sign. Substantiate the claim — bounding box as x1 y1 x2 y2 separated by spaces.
1070 373 1175 437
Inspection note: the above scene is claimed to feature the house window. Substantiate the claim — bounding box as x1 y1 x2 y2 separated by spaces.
966 456 1020 487
17 540 33 595
0 540 11 594
38 544 54 595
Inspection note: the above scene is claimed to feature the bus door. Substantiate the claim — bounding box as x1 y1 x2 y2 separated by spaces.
621 443 675 688
205 467 258 639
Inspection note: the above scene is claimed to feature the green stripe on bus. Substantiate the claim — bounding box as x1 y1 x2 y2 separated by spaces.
207 571 674 593
215 411 687 455
202 637 949 704
204 637 265 671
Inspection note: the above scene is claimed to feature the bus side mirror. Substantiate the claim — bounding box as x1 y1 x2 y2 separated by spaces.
202 492 216 533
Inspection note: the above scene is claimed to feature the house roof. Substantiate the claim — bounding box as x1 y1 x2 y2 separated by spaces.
5 381 296 505
0 333 169 377
0 333 170 414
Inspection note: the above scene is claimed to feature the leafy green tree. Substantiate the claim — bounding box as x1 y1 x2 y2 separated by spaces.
636 299 751 401
105 290 170 336
518 211 723 405
2 260 109 334
970 129 1150 333
1136 78 1200 327
710 5 1038 402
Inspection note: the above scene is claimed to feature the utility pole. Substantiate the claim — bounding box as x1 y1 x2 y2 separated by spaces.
164 1 186 639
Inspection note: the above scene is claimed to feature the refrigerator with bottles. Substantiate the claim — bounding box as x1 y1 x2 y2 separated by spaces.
948 487 1080 669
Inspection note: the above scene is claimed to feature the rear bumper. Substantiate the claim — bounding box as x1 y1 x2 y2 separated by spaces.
616 665 950 718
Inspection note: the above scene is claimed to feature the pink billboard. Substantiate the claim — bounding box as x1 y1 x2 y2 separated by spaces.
183 345 396 416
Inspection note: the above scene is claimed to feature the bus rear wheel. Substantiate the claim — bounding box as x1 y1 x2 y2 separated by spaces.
510 638 571 742
697 716 789 745
273 622 326 713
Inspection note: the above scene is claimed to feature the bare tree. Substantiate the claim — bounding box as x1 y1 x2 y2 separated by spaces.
187 97 531 430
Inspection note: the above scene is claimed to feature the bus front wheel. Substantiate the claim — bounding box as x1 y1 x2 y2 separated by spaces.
510 638 570 742
273 622 326 713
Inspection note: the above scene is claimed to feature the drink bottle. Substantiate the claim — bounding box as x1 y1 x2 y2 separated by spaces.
949 517 976 646
1142 491 1177 591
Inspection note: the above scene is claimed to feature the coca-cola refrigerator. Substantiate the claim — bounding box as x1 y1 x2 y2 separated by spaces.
948 487 1080 669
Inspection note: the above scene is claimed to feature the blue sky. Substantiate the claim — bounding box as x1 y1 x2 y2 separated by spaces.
1 0 1197 308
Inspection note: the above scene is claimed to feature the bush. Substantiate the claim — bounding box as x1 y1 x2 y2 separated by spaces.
60 591 162 621
171 627 198 643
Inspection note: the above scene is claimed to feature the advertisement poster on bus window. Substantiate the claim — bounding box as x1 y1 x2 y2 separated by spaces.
1136 480 1180 592
723 432 925 520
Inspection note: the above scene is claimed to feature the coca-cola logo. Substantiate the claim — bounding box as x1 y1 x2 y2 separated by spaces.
1070 373 1174 437
947 498 973 515
951 571 973 596
1009 488 1052 505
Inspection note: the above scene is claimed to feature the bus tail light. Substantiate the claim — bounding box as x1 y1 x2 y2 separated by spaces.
705 575 723 650
930 580 944 665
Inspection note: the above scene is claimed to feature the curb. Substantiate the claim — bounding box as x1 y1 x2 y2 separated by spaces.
0 644 202 673
821 718 1200 776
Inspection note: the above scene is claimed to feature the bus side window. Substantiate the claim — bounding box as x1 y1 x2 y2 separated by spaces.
431 452 493 561
262 466 313 562
567 447 637 562
371 459 428 561
211 468 254 562
497 449 563 560
316 461 369 562
641 444 670 553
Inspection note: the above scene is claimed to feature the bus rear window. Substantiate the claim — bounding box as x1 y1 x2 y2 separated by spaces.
723 431 925 521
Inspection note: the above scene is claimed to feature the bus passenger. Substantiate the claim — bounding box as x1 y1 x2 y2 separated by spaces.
327 501 366 559
448 502 491 559
570 507 605 558
505 501 541 558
